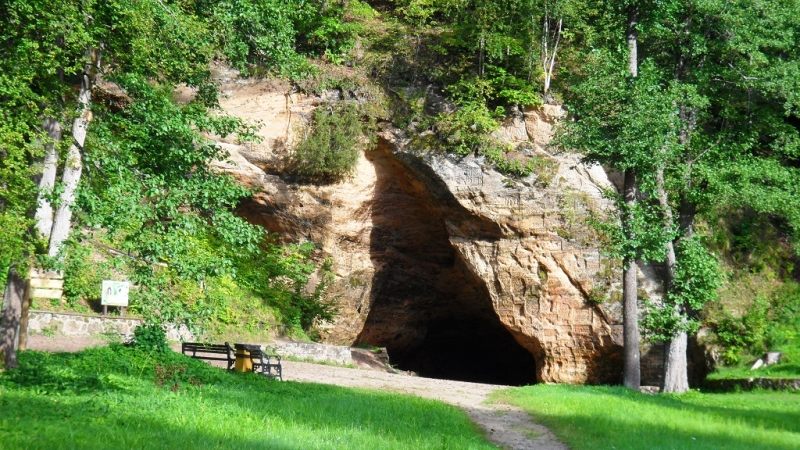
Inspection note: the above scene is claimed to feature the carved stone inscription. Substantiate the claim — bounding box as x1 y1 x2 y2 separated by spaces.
456 167 483 186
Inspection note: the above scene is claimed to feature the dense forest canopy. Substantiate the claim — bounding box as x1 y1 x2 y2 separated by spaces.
1 0 798 387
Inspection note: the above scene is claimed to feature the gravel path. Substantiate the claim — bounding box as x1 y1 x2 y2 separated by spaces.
284 360 568 450
26 335 568 450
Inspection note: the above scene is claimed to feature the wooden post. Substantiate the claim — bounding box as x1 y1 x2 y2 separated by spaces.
18 282 32 351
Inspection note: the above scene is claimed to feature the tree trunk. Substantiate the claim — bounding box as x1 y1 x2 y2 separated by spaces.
541 9 562 96
0 267 25 369
621 4 641 391
34 118 62 239
662 329 689 392
17 278 32 351
655 166 689 392
627 6 638 78
622 169 641 389
48 50 97 258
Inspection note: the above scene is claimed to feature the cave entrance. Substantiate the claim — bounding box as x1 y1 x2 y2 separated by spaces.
391 315 538 386
355 141 537 386
356 250 538 386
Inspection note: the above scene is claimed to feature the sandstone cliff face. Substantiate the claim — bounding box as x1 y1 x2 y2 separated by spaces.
377 108 629 384
212 73 663 385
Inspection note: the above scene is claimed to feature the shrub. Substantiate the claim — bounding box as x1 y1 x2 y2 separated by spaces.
290 102 374 183
198 0 310 77
710 294 769 364
294 1 360 62
129 322 170 353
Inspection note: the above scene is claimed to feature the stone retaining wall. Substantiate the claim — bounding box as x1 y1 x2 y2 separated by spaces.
704 377 800 392
27 310 193 342
264 341 353 365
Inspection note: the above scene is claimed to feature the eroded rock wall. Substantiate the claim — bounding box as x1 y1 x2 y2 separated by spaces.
379 115 629 383
211 72 663 385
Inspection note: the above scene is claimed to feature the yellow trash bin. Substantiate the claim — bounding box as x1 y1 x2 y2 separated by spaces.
233 343 253 373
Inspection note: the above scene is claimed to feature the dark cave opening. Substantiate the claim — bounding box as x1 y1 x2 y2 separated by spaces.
391 316 538 386
356 140 538 386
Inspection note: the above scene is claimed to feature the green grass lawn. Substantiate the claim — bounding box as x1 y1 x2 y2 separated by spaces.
707 363 800 380
0 345 495 450
494 385 800 450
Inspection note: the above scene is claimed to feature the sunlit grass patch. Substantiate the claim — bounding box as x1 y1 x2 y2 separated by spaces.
494 384 800 450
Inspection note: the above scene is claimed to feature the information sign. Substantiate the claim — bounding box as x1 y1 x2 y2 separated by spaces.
101 280 130 306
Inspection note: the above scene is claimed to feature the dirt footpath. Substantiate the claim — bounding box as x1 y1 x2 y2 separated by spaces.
26 336 567 450
284 360 567 450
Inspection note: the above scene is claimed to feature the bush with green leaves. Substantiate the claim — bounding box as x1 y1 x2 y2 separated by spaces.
294 1 361 62
712 299 769 365
708 281 800 367
59 239 123 309
194 0 310 77
129 322 170 353
290 102 375 183
190 0 363 76
435 98 502 156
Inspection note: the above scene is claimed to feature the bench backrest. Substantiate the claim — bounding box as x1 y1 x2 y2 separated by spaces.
182 343 231 354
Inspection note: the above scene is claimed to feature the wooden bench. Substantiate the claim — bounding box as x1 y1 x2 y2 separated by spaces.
247 346 283 381
182 342 235 370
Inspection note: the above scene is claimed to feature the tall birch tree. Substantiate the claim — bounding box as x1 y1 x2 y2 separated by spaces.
0 0 217 366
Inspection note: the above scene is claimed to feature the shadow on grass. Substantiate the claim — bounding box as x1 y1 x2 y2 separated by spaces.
0 393 298 450
1 347 492 449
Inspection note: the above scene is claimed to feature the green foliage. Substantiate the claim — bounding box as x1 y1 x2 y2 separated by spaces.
194 0 311 77
435 99 502 155
0 347 495 449
713 300 769 366
483 143 552 179
53 230 332 339
79 72 261 279
192 0 365 76
497 384 800 450
404 0 547 95
670 238 723 314
707 279 800 371
0 0 340 336
291 101 376 183
643 237 723 341
703 209 800 372
711 210 798 277
60 240 117 309
235 243 337 332
586 191 673 268
554 0 800 353
558 53 680 176
129 322 171 354
294 1 361 62
765 284 800 353
0 0 93 284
